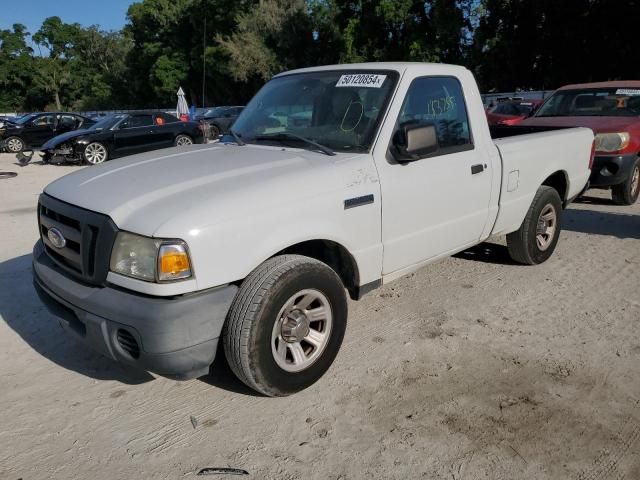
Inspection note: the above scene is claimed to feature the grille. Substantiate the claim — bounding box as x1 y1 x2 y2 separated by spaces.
116 329 140 358
38 194 118 285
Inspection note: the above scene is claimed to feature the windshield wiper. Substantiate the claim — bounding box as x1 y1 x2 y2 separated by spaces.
229 129 245 146
253 132 335 156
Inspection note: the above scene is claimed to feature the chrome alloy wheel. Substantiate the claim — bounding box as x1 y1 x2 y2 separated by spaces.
6 138 23 152
536 204 557 251
85 143 107 164
271 289 333 373
176 135 193 146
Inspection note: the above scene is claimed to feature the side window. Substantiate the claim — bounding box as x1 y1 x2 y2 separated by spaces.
57 114 77 129
126 115 154 128
159 113 179 123
32 114 55 127
397 76 472 155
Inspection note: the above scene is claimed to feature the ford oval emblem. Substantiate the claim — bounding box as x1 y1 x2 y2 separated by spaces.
47 227 66 249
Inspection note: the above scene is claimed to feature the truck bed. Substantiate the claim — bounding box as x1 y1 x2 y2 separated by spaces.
489 127 593 237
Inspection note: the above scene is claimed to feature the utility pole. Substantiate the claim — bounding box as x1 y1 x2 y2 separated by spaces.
202 16 207 108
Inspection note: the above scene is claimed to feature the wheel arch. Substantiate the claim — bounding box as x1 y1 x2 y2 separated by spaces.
273 239 362 300
541 170 569 206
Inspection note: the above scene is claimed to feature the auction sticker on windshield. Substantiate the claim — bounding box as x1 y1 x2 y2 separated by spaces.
616 89 640 96
337 74 387 88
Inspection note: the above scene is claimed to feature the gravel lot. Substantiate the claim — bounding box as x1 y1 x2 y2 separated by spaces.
1 152 638 479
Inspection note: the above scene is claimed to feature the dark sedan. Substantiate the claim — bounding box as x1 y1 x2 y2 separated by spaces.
196 106 244 137
0 112 95 152
40 112 205 165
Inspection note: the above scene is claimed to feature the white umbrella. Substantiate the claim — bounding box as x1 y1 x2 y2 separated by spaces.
176 86 189 119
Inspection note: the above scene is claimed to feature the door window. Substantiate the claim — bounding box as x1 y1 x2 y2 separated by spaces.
123 115 154 128
396 76 473 156
57 114 78 129
32 115 55 127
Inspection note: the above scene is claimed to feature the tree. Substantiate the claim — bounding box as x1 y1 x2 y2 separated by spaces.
217 0 313 81
0 24 35 111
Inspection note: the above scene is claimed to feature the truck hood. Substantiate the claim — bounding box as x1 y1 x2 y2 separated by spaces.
44 143 366 237
41 129 92 149
520 115 640 133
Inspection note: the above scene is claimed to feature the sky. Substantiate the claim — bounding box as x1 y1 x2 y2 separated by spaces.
1 0 135 36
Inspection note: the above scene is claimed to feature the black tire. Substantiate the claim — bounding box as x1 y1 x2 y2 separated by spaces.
611 159 640 205
223 255 348 397
174 134 193 146
209 124 220 138
507 185 563 265
5 136 24 153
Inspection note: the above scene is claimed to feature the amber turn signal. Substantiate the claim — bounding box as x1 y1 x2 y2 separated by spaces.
158 243 192 281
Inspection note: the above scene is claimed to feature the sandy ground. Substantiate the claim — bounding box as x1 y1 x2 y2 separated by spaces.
0 152 638 480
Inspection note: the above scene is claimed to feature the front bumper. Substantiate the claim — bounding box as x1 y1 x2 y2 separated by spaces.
589 153 638 187
33 240 238 379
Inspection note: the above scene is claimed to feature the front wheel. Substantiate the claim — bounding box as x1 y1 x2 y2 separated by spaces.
83 142 108 165
5 136 24 153
175 134 193 146
223 255 347 396
612 159 640 205
507 185 562 265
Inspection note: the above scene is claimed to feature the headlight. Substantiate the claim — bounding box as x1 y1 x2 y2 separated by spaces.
109 232 192 282
594 132 630 153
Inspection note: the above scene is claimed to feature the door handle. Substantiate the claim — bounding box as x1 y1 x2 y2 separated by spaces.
471 164 485 175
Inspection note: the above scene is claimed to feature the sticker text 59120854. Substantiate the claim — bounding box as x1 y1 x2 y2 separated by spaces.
336 74 387 88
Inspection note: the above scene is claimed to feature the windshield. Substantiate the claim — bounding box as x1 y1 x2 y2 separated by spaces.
536 87 640 117
231 70 399 153
90 114 126 130
16 113 37 125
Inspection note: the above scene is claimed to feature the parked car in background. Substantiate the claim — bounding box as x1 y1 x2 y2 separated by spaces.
39 112 204 165
486 99 542 126
0 112 95 152
196 106 244 137
520 81 640 204
0 115 18 128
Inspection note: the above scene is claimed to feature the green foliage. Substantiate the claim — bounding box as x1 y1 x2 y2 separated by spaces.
471 0 640 91
1 0 639 112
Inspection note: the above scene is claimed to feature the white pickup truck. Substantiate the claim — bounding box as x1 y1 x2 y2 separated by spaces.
33 63 593 396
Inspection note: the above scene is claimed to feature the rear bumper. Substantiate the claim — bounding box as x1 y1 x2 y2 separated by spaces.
33 240 237 379
589 153 638 187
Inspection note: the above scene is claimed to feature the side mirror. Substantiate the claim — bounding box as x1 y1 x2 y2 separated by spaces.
391 123 438 162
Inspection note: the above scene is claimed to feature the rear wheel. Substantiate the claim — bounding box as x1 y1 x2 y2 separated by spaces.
175 134 193 146
209 124 220 138
83 142 108 165
5 136 24 153
612 159 640 205
223 255 347 396
507 185 562 265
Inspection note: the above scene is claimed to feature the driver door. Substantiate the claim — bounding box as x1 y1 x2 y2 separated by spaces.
112 114 156 154
375 76 493 276
24 114 56 147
